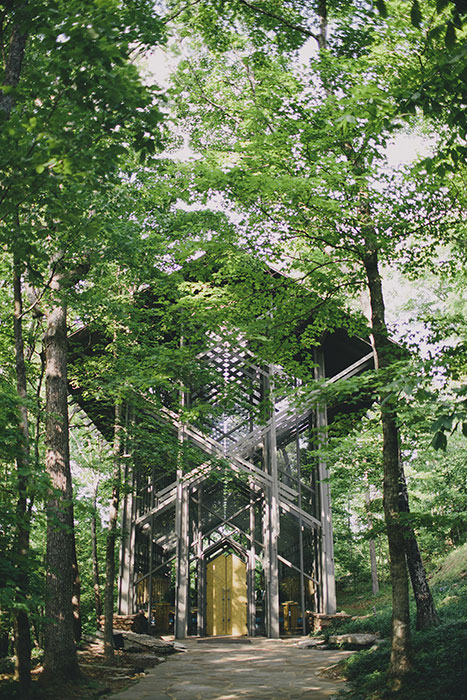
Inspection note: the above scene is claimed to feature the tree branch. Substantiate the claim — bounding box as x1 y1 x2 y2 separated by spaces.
162 0 203 25
186 57 240 124
236 0 319 43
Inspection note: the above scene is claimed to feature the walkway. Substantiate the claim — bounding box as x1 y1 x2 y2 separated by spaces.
110 637 353 699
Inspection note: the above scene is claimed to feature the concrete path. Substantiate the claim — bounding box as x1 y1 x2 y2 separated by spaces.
110 637 353 699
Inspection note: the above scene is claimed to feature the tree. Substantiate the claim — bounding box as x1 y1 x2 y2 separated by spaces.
104 400 122 661
167 0 459 683
41 265 81 681
1 0 165 685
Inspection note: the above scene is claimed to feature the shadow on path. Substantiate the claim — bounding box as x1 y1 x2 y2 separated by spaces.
109 637 353 699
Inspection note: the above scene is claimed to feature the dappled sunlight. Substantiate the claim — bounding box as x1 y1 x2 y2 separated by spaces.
122 640 354 699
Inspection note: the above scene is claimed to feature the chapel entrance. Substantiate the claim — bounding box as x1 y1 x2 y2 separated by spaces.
206 553 247 636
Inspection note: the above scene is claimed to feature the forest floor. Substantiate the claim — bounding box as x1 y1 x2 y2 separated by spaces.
1 636 353 699
0 638 151 699
327 544 467 700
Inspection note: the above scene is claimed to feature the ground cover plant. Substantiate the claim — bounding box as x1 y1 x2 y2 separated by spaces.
331 545 467 699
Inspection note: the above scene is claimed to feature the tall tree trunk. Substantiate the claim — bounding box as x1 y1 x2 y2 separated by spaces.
364 473 379 596
104 400 122 661
0 7 28 117
41 277 80 682
71 524 82 643
363 247 412 688
399 466 440 630
12 253 32 696
91 482 102 628
317 0 327 49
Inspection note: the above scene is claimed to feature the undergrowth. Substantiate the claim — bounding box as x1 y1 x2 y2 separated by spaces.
332 576 467 700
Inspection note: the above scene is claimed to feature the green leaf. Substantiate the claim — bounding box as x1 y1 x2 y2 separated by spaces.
375 0 388 18
445 21 456 48
431 431 447 451
436 0 451 12
462 422 467 438
432 415 453 431
411 0 422 27
452 11 463 29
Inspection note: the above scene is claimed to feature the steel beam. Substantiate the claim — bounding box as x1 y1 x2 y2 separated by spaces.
118 464 135 615
175 480 189 639
315 349 337 615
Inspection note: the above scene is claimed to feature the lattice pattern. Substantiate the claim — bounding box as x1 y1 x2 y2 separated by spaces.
121 338 377 636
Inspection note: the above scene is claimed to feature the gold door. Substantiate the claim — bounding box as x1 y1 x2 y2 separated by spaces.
206 553 247 636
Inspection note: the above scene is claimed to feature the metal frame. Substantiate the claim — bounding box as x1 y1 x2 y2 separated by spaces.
118 342 372 637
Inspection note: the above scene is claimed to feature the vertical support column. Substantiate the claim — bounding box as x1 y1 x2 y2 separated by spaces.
175 358 189 639
262 487 271 634
264 367 280 638
296 411 307 635
197 486 205 636
118 466 135 615
147 515 154 633
175 480 189 638
315 349 336 615
247 485 256 636
146 461 157 632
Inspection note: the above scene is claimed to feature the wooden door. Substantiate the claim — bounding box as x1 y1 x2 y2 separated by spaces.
206 553 247 636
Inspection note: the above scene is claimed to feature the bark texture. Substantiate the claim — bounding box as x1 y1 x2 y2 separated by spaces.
0 6 28 116
399 467 440 630
71 524 82 642
91 483 103 628
41 290 80 682
363 247 412 687
364 476 379 596
12 256 32 695
104 401 122 661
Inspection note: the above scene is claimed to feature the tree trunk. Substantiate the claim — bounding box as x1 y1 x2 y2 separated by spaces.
91 483 102 628
12 254 32 696
399 466 440 630
317 0 327 50
41 282 80 682
363 247 412 688
71 524 82 643
104 401 122 661
0 8 28 117
364 474 379 596
368 536 379 596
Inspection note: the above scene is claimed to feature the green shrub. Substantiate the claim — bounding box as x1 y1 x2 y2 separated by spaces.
338 619 467 699
326 607 393 640
334 568 467 700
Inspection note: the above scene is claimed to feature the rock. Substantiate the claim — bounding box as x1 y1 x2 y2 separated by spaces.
173 642 188 652
328 633 379 648
117 630 177 655
113 632 124 649
296 638 327 648
308 612 351 634
123 653 166 668
124 644 149 654
100 612 148 633
86 628 103 640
